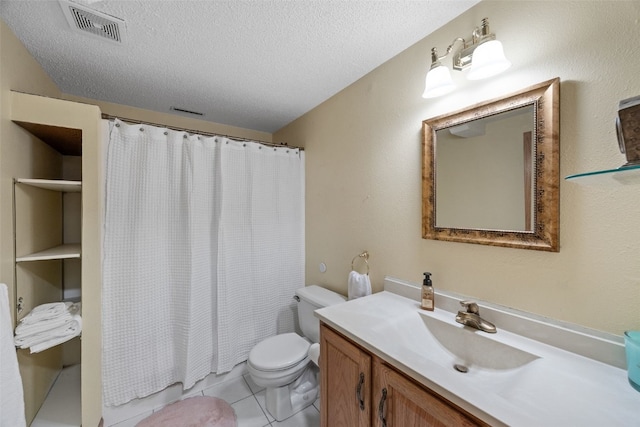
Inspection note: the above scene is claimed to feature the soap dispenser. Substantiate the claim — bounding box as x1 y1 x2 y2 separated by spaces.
421 272 434 311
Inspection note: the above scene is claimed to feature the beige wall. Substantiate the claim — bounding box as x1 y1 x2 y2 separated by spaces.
274 1 640 336
63 94 273 143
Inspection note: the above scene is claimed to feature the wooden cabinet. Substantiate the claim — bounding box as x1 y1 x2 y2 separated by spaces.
373 358 482 427
14 177 82 329
320 323 487 427
15 178 82 263
13 178 78 426
10 91 103 426
320 322 371 427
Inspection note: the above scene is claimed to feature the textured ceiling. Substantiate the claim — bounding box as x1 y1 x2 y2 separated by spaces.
0 0 479 133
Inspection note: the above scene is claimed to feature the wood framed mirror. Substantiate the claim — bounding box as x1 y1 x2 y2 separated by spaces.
422 78 559 251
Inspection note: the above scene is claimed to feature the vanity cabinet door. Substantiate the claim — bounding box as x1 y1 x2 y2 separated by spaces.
373 358 485 427
320 324 371 427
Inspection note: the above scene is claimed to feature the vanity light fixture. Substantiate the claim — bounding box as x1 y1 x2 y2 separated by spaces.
422 17 511 99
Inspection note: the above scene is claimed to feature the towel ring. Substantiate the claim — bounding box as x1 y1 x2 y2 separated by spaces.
351 251 370 275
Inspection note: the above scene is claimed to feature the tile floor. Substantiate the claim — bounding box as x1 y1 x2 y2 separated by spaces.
113 373 320 427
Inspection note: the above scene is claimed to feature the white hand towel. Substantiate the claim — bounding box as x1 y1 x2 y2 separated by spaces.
29 324 82 354
14 314 82 350
15 302 81 337
0 284 27 427
348 271 372 300
18 301 70 325
15 314 73 337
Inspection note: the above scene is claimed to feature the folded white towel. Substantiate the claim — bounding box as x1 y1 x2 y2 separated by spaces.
29 319 82 354
15 314 72 336
18 302 70 325
348 271 372 300
14 314 82 350
15 302 81 337
0 284 26 427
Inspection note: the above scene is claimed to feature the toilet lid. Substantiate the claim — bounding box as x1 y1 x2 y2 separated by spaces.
249 333 310 371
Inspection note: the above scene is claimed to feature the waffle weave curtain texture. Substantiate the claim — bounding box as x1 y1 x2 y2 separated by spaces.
102 120 304 406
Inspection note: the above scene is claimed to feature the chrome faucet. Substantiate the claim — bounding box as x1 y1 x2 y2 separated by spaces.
455 300 497 333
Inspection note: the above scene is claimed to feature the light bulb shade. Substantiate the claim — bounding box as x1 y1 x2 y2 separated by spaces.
422 65 455 99
467 39 511 81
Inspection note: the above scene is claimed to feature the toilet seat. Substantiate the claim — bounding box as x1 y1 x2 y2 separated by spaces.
248 333 310 372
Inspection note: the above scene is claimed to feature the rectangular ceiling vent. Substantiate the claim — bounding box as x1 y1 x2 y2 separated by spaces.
59 0 126 44
170 107 205 117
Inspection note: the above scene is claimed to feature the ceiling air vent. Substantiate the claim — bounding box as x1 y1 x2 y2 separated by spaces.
170 107 205 117
59 0 126 44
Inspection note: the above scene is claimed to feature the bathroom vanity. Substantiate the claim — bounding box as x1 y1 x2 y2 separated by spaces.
320 324 486 426
316 277 640 426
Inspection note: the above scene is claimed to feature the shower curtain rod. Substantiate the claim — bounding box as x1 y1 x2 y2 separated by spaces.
101 113 304 151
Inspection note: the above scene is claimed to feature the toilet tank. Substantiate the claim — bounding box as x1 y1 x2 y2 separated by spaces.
296 285 346 343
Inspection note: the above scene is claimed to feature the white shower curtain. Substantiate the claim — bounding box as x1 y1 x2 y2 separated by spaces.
102 119 304 406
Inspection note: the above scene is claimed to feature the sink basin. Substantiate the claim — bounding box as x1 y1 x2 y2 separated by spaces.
373 309 540 374
417 311 540 371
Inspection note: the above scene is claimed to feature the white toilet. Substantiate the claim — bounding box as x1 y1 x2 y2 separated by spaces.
247 285 346 421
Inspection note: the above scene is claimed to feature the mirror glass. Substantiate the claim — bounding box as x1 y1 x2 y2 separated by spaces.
435 105 535 231
422 78 559 251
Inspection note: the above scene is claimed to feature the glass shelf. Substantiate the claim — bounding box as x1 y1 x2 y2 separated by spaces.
565 164 640 186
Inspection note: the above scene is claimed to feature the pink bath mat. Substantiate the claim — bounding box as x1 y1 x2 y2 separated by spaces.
136 396 237 427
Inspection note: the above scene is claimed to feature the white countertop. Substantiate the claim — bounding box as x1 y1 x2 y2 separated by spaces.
315 290 640 426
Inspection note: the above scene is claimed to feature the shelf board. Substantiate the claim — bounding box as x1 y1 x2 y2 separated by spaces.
13 120 82 156
565 164 640 186
17 244 81 262
31 364 81 427
16 178 81 192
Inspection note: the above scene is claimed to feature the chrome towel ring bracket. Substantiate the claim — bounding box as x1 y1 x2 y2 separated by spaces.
351 251 370 275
